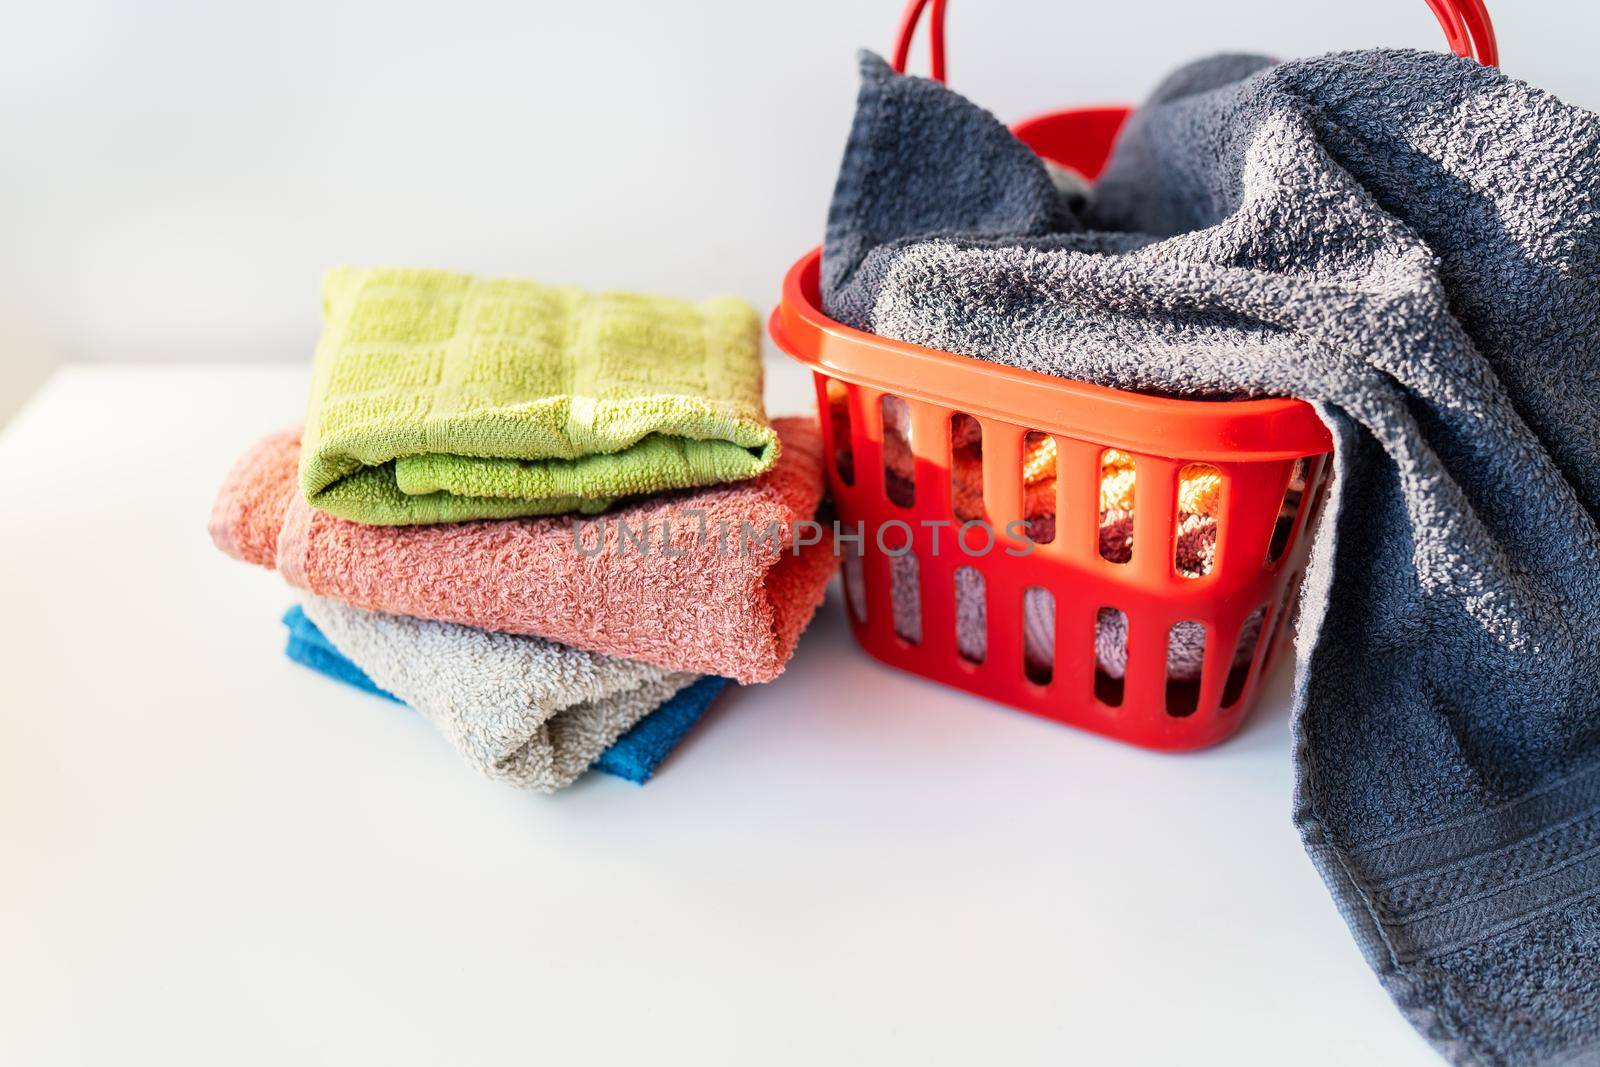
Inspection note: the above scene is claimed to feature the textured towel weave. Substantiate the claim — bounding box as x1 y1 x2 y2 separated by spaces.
300 267 779 525
282 606 728 785
214 418 834 684
299 596 698 792
822 50 1600 1065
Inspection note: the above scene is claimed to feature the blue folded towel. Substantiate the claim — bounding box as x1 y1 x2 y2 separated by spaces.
282 606 728 785
592 675 729 784
284 605 402 703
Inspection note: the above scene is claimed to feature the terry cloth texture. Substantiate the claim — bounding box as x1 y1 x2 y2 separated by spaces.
822 50 1600 1066
281 605 728 786
213 417 834 684
299 267 779 525
298 595 698 792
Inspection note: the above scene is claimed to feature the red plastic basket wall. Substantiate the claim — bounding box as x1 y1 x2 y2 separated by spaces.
769 0 1495 751
773 242 1331 751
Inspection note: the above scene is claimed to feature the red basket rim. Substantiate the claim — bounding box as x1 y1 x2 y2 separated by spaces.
771 246 1335 462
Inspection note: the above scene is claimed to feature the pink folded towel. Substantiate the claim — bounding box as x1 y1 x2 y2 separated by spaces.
212 418 835 684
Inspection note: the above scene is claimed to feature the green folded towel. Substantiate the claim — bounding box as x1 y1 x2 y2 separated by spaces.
299 267 780 525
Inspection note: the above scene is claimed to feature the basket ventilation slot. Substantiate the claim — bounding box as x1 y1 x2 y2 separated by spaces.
955 566 986 664
1095 607 1127 706
1023 587 1055 684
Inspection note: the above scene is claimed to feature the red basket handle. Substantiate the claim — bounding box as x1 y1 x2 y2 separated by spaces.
1444 0 1500 67
893 0 1499 82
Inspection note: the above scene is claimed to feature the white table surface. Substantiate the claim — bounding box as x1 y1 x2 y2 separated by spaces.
0 364 1437 1066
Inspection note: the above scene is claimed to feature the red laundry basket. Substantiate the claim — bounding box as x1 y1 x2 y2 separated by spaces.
769 0 1498 751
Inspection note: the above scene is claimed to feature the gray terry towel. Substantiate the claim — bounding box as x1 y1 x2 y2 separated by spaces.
300 595 698 792
823 51 1600 1066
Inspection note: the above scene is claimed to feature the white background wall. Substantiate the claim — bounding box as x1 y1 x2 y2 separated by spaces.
1 0 1595 421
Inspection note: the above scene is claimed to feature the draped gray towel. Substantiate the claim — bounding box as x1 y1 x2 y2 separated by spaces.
823 49 1600 1066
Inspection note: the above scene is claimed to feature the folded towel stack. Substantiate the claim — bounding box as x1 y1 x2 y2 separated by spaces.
214 267 836 792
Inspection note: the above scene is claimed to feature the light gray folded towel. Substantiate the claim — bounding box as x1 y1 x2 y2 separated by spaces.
823 50 1600 1066
301 596 698 792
